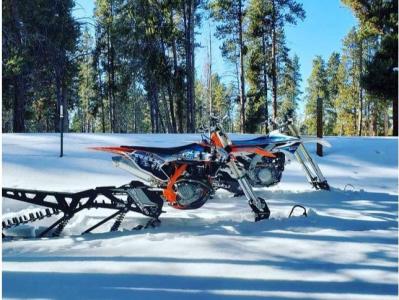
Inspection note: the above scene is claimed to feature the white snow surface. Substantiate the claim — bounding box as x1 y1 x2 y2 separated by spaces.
2 133 398 300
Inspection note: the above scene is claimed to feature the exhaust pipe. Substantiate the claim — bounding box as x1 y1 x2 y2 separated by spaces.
112 156 161 184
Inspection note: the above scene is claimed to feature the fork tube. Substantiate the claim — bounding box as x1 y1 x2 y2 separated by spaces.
289 123 326 183
294 150 315 182
227 160 261 205
297 144 326 182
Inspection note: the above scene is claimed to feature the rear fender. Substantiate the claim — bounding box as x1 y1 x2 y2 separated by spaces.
88 146 135 155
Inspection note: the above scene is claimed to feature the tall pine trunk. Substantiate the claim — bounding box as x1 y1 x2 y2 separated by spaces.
161 38 176 133
271 0 277 122
97 60 106 133
13 76 26 132
262 34 269 129
61 73 69 133
189 1 196 131
110 42 116 132
149 78 160 133
184 1 196 133
393 98 398 136
161 89 173 133
357 39 363 136
172 36 182 133
166 13 177 133
238 0 246 133
106 25 113 133
10 1 26 132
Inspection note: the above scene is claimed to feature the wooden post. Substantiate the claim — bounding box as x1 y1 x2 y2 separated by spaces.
316 97 323 157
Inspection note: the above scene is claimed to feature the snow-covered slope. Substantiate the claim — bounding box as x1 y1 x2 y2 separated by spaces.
2 133 398 299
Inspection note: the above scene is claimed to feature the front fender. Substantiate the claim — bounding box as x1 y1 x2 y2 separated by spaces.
300 137 332 148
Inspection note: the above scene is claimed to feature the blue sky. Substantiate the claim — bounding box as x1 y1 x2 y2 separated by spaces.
74 0 357 114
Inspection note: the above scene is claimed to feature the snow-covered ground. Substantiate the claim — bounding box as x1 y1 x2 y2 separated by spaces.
2 133 398 300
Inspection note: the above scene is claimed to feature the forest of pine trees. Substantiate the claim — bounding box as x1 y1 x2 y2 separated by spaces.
304 0 398 136
2 0 398 136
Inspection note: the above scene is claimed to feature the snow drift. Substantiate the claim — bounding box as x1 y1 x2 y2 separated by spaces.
2 133 398 299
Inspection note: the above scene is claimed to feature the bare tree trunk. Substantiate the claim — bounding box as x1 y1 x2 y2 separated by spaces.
357 39 363 136
161 38 176 133
159 101 166 133
110 45 116 132
149 80 160 133
189 1 196 131
55 69 62 132
262 34 269 129
106 25 113 133
384 107 389 135
393 97 398 136
271 0 277 122
167 84 177 133
238 0 246 133
10 1 26 132
161 89 173 133
62 77 69 133
372 108 377 136
173 54 183 133
97 60 106 133
184 1 195 132
109 1 117 133
133 100 138 133
183 3 190 132
13 76 26 132
169 11 178 133
176 71 184 133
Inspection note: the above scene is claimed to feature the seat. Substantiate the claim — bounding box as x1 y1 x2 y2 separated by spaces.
231 136 270 147
120 143 208 156
232 134 298 147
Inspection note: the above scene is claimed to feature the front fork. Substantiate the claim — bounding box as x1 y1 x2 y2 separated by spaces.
213 130 270 221
227 159 270 221
294 144 329 190
288 124 330 190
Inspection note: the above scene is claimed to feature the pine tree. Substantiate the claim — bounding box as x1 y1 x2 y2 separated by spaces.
2 0 79 132
278 54 301 121
73 28 97 133
246 0 272 128
342 0 398 136
268 0 305 122
325 52 340 134
245 0 304 130
304 56 328 135
333 28 362 136
209 0 247 132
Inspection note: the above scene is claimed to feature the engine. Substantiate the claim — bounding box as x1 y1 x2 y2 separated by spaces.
173 178 212 209
247 152 285 187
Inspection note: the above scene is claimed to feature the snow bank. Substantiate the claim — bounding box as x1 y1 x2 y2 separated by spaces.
2 134 398 299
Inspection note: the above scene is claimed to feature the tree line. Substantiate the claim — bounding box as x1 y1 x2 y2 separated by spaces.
304 0 398 136
2 0 397 136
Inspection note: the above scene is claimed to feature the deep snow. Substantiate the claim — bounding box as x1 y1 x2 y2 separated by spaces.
2 133 398 300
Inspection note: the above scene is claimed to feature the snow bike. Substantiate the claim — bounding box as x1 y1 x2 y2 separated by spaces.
91 119 276 221
2 120 276 238
2 118 322 238
225 117 331 191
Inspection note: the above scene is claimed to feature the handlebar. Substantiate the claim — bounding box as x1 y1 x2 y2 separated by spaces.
266 117 294 131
